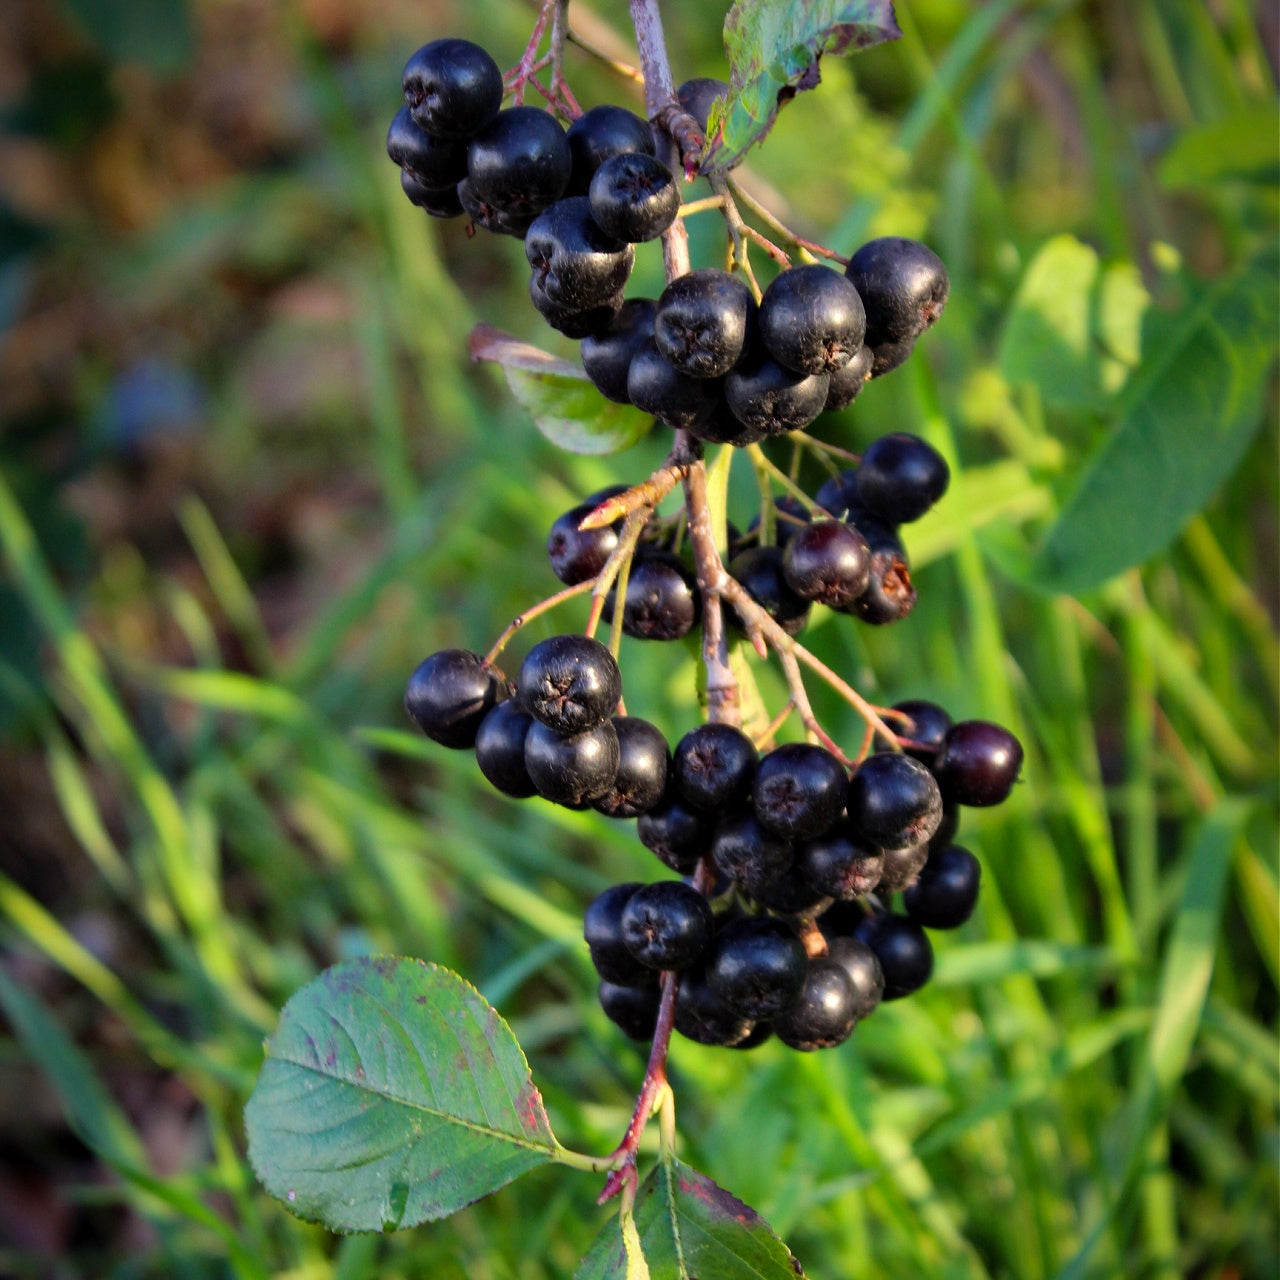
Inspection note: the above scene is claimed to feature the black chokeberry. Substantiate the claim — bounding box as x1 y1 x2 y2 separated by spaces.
402 39 503 139
758 264 867 375
877 839 930 893
674 969 755 1045
466 106 572 214
621 880 714 971
637 798 713 875
903 844 981 928
603 551 700 641
405 648 507 748
626 338 723 430
672 723 758 814
707 917 807 1019
592 716 670 818
825 937 885 1019
867 337 916 377
566 104 655 192
387 106 470 190
747 869 832 918
529 276 623 338
855 433 950 524
590 153 680 244
547 500 619 586
728 545 810 637
654 270 755 379
847 752 944 849
795 820 883 900
598 980 661 1040
676 78 728 134
474 700 536 798
841 518 916 625
845 237 950 347
814 469 865 521
823 344 873 411
851 911 933 1000
890 699 952 760
518 634 622 734
458 177 538 237
773 958 858 1050
525 197 635 311
933 720 1023 807
754 743 847 840
399 169 466 218
710 812 792 895
782 519 872 608
585 883 656 987
581 299 656 404
724 351 829 438
524 718 620 806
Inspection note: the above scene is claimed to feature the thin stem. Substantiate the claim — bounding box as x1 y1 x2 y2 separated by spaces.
675 195 728 219
728 176 850 265
548 0 582 117
566 28 645 84
778 649 853 765
745 443 830 515
506 0 556 105
483 577 595 666
793 430 861 466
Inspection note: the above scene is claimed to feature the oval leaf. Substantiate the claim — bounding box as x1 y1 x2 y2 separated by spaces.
577 1157 803 1279
1033 245 1278 592
702 0 902 175
245 957 557 1233
470 324 653 455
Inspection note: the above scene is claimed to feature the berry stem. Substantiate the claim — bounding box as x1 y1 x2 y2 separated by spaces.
483 577 596 666
548 0 582 117
564 28 645 85
727 177 850 266
506 0 557 105
777 648 853 765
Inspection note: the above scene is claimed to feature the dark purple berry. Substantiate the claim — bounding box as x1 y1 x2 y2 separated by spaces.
825 937 885 1019
672 723 758 814
654 270 755 379
758 264 867 375
728 545 810 637
637 799 713 875
867 337 916 378
458 177 537 237
581 299 656 404
877 839 930 893
621 880 714 971
399 169 466 218
774 958 858 1050
845 237 949 347
466 106 572 214
674 969 754 1045
547 501 620 585
783 520 871 608
676 78 728 135
823 344 873 411
590 152 680 244
518 634 622 734
855 432 950 524
402 39 502 139
710 812 792 895
852 912 933 1000
585 883 656 987
598 981 661 1040
525 197 634 311
603 551 700 641
904 844 980 928
889 699 952 760
841 518 916 625
707 917 807 1019
747 870 832 918
592 717 670 818
567 104 655 192
474 700 536 797
387 106 470 190
529 275 624 337
524 718 620 806
626 338 723 430
795 821 883 900
725 351 829 437
405 648 506 748
847 752 944 849
933 721 1023 807
814 468 865 521
754 743 847 840
747 494 811 548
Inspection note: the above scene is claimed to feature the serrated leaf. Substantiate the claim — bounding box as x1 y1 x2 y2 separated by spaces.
576 1158 803 1279
998 235 1149 410
1033 245 1278 592
470 324 652 455
702 0 901 175
245 957 558 1233
1158 105 1280 189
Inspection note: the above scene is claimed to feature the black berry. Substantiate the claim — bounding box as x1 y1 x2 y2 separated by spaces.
525 197 635 311
626 338 723 430
466 106 572 214
518 634 622 734
590 152 680 244
855 433 950 524
823 344 873 411
621 881 714 971
890 699 952 760
725 350 829 437
592 716 670 818
753 743 847 840
672 723 758 814
852 912 933 1000
845 237 949 347
402 39 503 139
758 264 867 375
782 519 872 608
405 648 506 748
581 299 656 404
474 700 536 797
795 820 883 900
707 917 808 1019
637 799 713 875
598 981 661 1040
603 551 700 641
903 844 981 928
387 106 469 190
877 839 930 893
847 752 944 849
567 104 655 192
585 883 656 987
825 937 885 1019
728 545 811 637
933 720 1023 807
524 718 620 806
710 812 793 895
674 969 755 1046
529 276 623 337
654 270 755 379
841 518 916 625
774 958 858 1050
399 169 466 218
547 500 619 585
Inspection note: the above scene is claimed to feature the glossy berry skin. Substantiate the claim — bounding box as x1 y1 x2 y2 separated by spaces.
877 839 930 893
840 518 916 625
754 743 847 840
728 545 810 637
890 699 952 761
566 104 655 191
405 648 506 748
845 237 950 347
399 169 465 218
847 752 944 849
529 276 623 338
603 551 700 641
759 264 867 375
621 881 714 971
402 39 503 139
466 107 572 214
673 723 758 814
675 970 754 1045
825 937 885 1019
684 401 766 448
795 820 883 900
387 107 469 190
457 177 537 238
590 153 680 244
707 917 807 1019
547 501 619 585
585 883 656 987
474 700 536 798
592 716 670 818
581 299 656 404
904 844 981 928
725 352 829 437
525 197 634 311
517 634 622 735
783 519 872 608
637 799 713 875
856 432 950 524
654 270 755 379
867 337 916 378
933 720 1023 806
774 958 858 1050
823 344 873 411
627 338 723 430
711 812 793 895
598 981 661 1040
814 469 865 521
852 912 933 1000
524 719 620 806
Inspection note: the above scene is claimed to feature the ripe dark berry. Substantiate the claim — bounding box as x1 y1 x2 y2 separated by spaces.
677 78 728 133
598 980 661 1040
814 469 866 521
387 107 470 190
877 839 930 893
474 700 536 798
399 169 466 218
710 812 792 895
626 338 723 430
654 270 755 379
783 519 872 608
466 106 572 214
518 634 622 734
823 344 873 411
847 752 944 849
774 958 858 1050
529 276 623 338
621 881 714 971
758 264 867 375
637 799 713 875
728 545 810 637
592 716 670 818
851 912 933 1000
581 299 656 404
458 177 537 237
890 699 952 760
795 820 883 900
933 720 1023 806
825 937 885 1019
754 743 847 840
603 551 700 641
707 917 807 1019
405 648 506 748
845 237 950 347
547 501 619 585
525 197 635 311
585 883 656 987
904 844 981 928
402 39 503 139
675 970 755 1046
672 723 758 814
684 400 766 447
855 433 950 524
590 153 680 244
841 518 916 625
725 351 829 437
524 719 620 806
867 337 916 378
566 104 655 192
747 870 832 918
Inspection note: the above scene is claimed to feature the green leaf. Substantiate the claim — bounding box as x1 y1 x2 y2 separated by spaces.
245 957 559 1233
1033 246 1278 592
1159 105 1280 189
56 0 193 75
469 324 653 456
702 0 902 175
998 235 1149 410
577 1158 803 1279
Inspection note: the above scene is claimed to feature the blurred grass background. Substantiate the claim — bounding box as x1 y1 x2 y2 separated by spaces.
0 0 1276 1276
